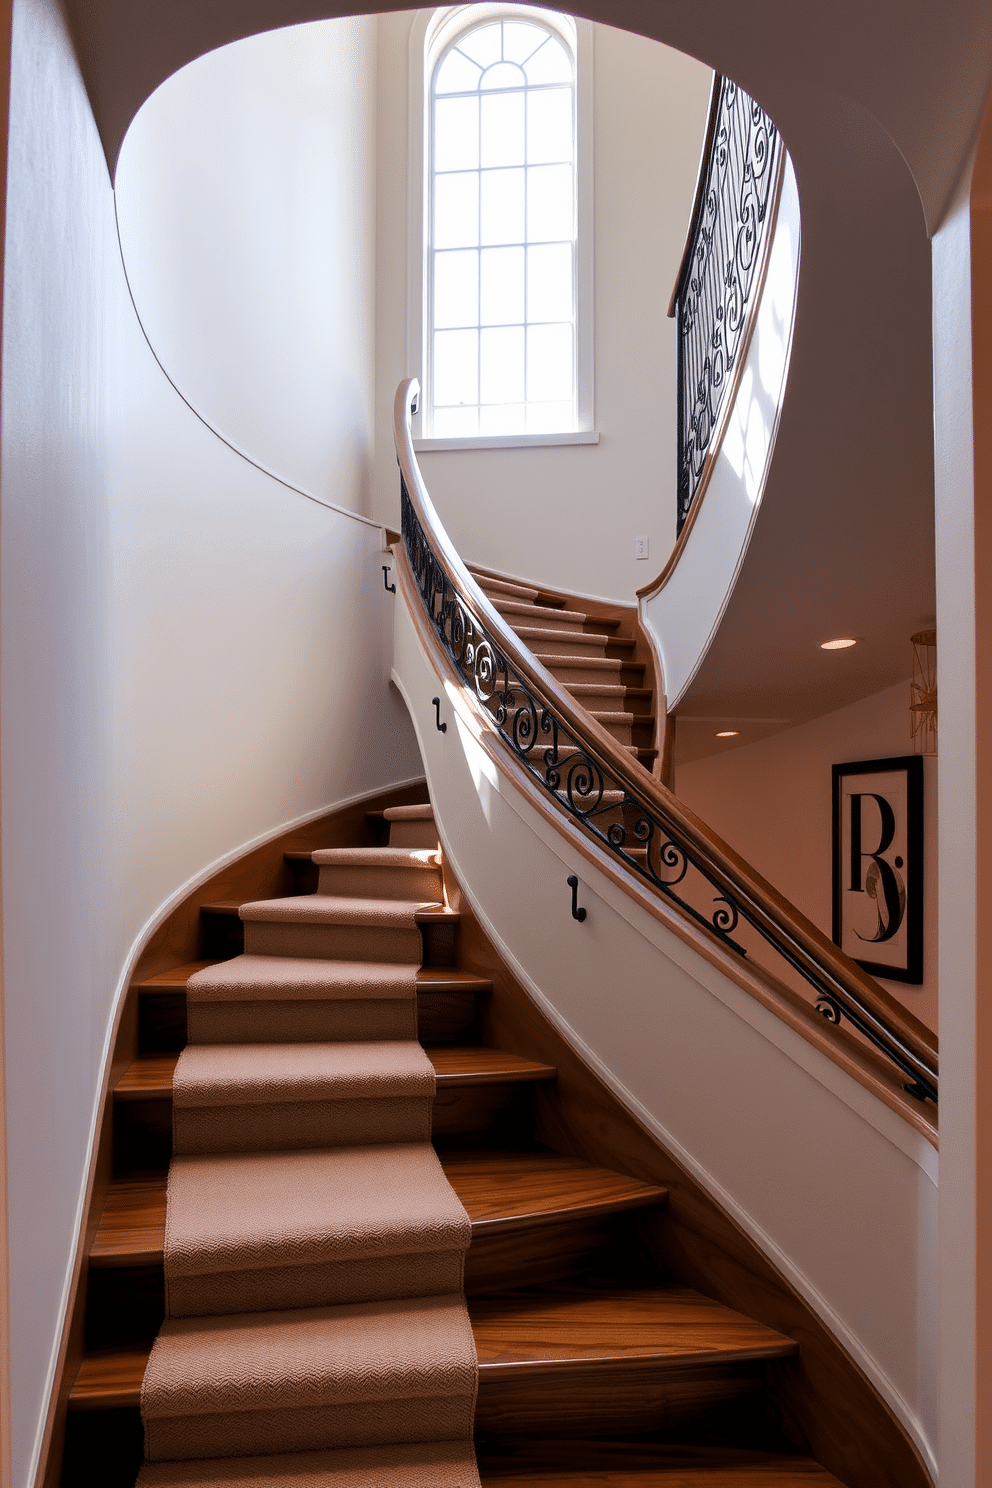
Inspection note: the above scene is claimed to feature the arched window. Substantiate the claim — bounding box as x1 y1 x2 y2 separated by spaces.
421 9 589 442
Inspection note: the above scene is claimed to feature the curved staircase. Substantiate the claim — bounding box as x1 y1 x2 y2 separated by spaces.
467 567 661 776
62 799 846 1487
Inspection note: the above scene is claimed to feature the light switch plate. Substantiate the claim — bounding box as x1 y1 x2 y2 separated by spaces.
634 536 649 560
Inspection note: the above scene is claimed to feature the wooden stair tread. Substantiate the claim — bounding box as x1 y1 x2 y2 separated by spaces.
492 600 597 627
534 653 636 667
431 1047 557 1084
472 575 541 602
199 900 459 924
133 961 219 990
569 686 652 699
69 1288 793 1410
115 1054 177 1098
134 964 490 995
69 1346 148 1409
477 1442 844 1484
114 1047 554 1099
417 967 492 992
471 1287 797 1375
90 1176 167 1266
443 1149 666 1228
517 626 634 651
90 1151 664 1266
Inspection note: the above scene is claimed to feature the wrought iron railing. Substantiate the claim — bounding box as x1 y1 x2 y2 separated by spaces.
672 76 782 534
394 380 937 1110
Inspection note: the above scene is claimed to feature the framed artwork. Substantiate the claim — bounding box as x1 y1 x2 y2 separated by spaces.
832 755 924 984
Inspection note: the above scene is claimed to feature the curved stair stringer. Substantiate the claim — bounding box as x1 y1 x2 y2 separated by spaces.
391 545 938 1488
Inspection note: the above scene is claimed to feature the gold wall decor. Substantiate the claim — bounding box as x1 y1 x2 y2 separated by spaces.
911 629 937 755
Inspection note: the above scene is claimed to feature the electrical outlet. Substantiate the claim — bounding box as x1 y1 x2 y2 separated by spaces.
634 535 649 560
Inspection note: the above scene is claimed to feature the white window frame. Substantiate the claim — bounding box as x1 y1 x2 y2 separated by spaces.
408 4 596 450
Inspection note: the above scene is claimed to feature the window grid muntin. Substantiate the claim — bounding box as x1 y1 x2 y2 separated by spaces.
429 19 577 436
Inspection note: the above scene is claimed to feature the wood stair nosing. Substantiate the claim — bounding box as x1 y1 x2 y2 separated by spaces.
89 1153 669 1268
490 600 598 628
113 1047 558 1100
515 625 633 651
472 575 542 603
68 1287 794 1413
135 964 494 996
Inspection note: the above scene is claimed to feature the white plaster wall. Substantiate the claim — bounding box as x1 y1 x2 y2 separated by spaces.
115 18 377 514
0 6 420 1484
676 681 938 1033
932 163 977 1488
372 11 712 602
393 587 938 1477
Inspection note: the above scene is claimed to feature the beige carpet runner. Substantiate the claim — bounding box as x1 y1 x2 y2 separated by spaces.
137 808 481 1487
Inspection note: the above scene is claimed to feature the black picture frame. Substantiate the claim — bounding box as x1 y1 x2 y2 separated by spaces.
831 755 923 983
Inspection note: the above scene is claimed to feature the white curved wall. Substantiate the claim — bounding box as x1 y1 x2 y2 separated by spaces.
1 5 420 1484
641 156 801 704
393 585 937 1478
115 17 376 511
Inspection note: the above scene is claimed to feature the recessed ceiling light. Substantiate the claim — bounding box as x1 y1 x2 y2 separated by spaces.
820 637 858 651
715 729 740 738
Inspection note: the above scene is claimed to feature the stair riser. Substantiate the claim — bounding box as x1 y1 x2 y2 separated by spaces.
185 999 418 1047
62 1367 767 1474
475 1361 767 1440
494 603 591 630
476 579 539 603
591 717 633 745
387 821 440 849
145 1394 477 1463
85 1265 164 1351
172 1095 432 1157
138 988 481 1056
518 631 609 658
593 718 657 748
465 1211 643 1296
536 659 644 687
112 1083 538 1177
85 1210 660 1351
315 863 443 901
243 920 424 964
201 917 457 967
61 1408 143 1488
569 691 654 717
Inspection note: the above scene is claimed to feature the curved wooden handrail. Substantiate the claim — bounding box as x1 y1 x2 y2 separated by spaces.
394 378 937 1120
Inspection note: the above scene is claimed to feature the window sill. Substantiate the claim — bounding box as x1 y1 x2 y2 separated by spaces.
414 430 600 452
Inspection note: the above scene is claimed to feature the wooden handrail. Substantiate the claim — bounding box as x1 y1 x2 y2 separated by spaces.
668 70 724 319
393 379 938 1116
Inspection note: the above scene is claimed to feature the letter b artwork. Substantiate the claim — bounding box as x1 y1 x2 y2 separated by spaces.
832 756 923 983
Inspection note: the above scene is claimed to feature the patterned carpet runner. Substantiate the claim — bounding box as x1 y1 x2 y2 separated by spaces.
136 808 481 1486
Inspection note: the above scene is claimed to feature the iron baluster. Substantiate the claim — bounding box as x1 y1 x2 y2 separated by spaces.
399 474 937 1107
673 77 780 534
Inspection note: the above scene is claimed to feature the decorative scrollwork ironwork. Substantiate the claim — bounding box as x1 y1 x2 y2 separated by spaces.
816 994 843 1025
403 477 751 957
400 473 938 1107
674 77 781 533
